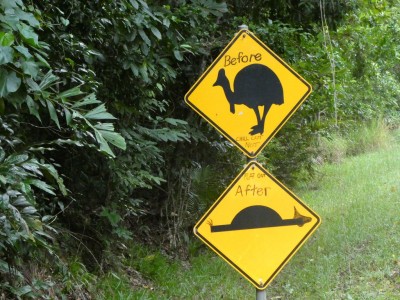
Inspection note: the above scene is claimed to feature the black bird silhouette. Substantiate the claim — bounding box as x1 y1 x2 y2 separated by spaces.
213 64 284 135
209 205 311 232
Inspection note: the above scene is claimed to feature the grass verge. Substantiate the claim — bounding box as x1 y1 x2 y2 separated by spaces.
94 132 400 299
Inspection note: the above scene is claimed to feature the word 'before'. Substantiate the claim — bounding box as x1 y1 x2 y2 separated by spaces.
224 52 262 67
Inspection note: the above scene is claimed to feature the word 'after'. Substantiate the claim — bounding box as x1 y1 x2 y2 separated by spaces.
235 184 270 197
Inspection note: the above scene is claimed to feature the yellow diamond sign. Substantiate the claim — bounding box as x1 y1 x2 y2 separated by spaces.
185 29 312 158
194 161 320 290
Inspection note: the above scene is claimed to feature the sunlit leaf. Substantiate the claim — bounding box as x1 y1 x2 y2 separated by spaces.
29 179 56 195
58 86 83 99
0 32 14 46
85 104 116 120
150 26 162 39
17 23 38 46
98 130 127 150
71 93 100 108
138 29 151 46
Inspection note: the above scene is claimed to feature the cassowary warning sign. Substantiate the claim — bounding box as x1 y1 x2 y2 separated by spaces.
185 29 312 158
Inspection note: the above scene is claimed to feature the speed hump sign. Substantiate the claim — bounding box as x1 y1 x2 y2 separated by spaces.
194 161 320 289
185 29 312 158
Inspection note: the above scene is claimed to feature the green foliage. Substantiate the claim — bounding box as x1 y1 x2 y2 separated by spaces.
317 119 393 163
1 0 400 297
29 0 233 253
0 0 124 297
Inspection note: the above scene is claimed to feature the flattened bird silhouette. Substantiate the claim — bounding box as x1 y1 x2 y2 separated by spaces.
209 205 311 232
213 64 284 135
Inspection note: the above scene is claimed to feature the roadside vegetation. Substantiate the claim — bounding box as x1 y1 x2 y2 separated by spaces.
1 0 399 298
94 127 400 299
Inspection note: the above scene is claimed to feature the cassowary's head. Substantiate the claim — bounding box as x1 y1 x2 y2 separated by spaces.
213 68 228 88
213 68 235 113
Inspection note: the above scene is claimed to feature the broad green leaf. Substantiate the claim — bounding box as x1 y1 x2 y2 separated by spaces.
0 46 13 64
5 154 28 165
39 71 58 90
34 53 50 68
0 70 20 97
29 179 56 195
12 196 30 207
150 26 162 39
60 17 69 26
49 138 84 148
129 0 139 9
21 59 39 78
15 285 32 297
173 49 183 61
21 162 42 176
6 71 21 93
99 130 126 150
17 23 38 46
58 86 83 99
6 87 26 108
0 32 14 46
16 10 40 28
0 175 6 184
165 118 187 126
34 230 54 241
46 100 60 129
71 93 100 108
138 29 151 46
42 215 53 222
14 45 32 58
94 122 114 131
26 96 41 121
85 104 116 120
22 206 37 215
0 148 5 162
100 207 122 226
1 0 22 8
162 18 170 28
64 107 72 125
26 78 40 91
94 129 115 157
40 163 67 196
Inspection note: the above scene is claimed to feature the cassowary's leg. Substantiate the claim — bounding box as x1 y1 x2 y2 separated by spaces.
250 105 271 135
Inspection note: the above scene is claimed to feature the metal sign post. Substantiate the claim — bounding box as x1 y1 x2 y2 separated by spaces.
256 289 267 300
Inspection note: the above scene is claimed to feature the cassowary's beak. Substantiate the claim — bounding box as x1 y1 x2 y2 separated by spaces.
230 103 235 114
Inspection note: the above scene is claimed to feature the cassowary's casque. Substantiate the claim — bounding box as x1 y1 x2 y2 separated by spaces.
213 64 284 135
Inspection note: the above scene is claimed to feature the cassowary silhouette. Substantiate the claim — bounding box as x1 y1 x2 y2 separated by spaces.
209 205 311 232
213 64 284 135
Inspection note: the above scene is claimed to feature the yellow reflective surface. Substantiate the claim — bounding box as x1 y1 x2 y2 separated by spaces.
185 30 312 158
194 162 320 289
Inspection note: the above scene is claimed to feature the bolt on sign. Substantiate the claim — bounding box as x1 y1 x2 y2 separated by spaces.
185 29 312 158
194 161 321 290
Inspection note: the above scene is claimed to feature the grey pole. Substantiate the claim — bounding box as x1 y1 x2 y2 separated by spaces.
256 289 267 300
237 23 267 300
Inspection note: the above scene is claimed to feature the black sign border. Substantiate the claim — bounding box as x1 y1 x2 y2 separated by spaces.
184 29 312 158
194 161 321 289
